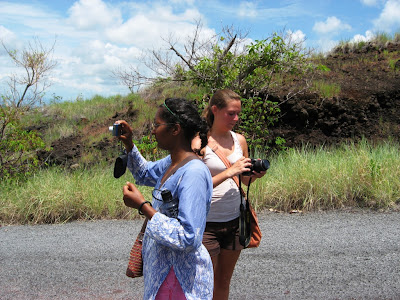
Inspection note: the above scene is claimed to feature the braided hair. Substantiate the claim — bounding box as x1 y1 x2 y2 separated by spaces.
160 98 209 155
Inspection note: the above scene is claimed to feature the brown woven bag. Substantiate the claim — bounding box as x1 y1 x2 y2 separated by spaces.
126 220 147 278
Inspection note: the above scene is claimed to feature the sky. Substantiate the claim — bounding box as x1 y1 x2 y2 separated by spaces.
1 0 400 103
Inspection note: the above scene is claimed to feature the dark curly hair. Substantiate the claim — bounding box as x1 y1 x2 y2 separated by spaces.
160 98 209 155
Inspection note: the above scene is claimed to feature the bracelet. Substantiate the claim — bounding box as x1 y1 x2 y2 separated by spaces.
138 201 152 215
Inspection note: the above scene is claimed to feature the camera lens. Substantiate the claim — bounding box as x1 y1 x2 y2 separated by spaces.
110 123 121 136
253 159 270 173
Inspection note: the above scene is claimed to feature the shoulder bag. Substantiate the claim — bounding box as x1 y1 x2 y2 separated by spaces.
210 144 262 248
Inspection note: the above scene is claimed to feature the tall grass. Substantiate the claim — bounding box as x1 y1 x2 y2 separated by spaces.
248 139 400 211
312 80 341 98
0 164 153 225
1 140 399 225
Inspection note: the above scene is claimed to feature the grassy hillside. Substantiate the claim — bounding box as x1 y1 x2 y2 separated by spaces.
1 36 400 224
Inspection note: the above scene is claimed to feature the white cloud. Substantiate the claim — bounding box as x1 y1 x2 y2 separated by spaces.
352 30 375 42
373 0 400 32
313 16 352 35
360 0 380 6
67 0 122 30
105 4 205 48
286 29 306 44
169 0 195 4
0 25 17 49
238 1 258 18
316 38 338 53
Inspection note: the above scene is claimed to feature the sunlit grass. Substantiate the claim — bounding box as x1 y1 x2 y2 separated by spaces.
1 139 399 225
0 164 153 225
312 80 341 98
247 139 400 212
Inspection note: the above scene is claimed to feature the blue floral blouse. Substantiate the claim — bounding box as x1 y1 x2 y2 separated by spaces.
127 145 214 300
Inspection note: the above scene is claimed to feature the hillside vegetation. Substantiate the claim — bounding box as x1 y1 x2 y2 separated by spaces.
1 35 400 224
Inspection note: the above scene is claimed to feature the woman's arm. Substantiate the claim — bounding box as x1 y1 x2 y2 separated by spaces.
127 144 171 187
211 156 251 188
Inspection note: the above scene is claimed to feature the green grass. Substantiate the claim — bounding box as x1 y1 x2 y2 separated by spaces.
0 164 154 225
249 139 400 212
1 139 399 225
312 80 341 98
22 93 145 146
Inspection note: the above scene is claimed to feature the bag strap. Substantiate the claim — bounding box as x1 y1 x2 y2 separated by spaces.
139 218 148 234
209 142 252 248
209 142 244 195
160 154 199 186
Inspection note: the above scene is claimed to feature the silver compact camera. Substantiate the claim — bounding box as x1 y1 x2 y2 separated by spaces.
109 123 122 136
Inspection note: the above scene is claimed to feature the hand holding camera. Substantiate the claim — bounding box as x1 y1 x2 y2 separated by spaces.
109 123 122 136
242 158 270 176
110 120 134 178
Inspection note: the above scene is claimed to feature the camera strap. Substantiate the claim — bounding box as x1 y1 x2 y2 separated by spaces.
210 143 253 247
209 143 246 196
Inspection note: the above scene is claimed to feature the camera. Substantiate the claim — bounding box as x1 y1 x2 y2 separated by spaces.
109 123 122 136
242 158 270 176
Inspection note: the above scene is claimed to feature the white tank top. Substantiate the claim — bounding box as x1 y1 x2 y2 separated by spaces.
202 131 243 222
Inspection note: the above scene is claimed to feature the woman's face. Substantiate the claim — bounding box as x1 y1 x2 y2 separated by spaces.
151 108 175 150
212 99 241 131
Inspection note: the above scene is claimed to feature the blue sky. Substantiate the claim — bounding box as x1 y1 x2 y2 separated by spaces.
1 0 399 102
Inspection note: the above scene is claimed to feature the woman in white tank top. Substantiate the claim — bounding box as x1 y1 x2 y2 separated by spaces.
199 89 267 300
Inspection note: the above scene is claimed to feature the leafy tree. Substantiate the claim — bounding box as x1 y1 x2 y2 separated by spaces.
114 22 314 152
0 38 57 179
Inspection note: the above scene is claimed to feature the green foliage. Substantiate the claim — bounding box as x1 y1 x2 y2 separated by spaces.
0 164 152 224
389 59 400 71
0 108 48 180
252 139 400 211
239 96 281 153
2 140 399 224
316 64 331 72
0 38 56 180
133 135 165 161
184 32 311 150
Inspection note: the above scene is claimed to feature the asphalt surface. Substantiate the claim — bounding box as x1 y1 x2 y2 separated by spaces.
1 209 399 300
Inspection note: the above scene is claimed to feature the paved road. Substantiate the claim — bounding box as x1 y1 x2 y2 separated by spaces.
1 210 399 300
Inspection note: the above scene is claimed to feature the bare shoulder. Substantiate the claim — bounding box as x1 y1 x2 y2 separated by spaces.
234 132 249 156
191 135 207 157
235 132 248 146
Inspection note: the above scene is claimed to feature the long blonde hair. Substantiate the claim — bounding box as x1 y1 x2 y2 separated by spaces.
202 89 241 127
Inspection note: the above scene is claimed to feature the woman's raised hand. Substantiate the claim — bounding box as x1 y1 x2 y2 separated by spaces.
116 120 134 152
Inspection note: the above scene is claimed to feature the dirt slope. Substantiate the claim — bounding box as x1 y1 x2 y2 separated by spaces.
40 42 400 166
269 42 400 148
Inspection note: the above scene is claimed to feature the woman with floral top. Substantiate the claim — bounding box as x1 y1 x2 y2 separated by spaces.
118 98 213 300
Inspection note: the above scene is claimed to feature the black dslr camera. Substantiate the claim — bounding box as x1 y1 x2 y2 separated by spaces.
242 158 270 176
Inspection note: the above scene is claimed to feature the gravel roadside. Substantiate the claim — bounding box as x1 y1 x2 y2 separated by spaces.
1 209 399 300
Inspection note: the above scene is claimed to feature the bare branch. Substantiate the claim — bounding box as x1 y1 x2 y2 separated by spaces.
1 37 57 109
